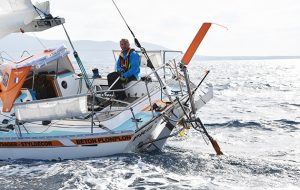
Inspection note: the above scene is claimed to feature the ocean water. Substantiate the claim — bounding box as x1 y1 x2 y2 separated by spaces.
0 59 299 190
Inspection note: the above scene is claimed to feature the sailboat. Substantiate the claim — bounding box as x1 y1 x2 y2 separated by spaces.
0 0 222 160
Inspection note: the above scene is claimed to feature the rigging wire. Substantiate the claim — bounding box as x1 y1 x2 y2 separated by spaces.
32 3 53 19
0 51 15 62
31 32 47 49
0 56 14 63
111 0 136 39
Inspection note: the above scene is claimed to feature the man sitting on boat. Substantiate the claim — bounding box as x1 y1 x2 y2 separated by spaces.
107 38 140 100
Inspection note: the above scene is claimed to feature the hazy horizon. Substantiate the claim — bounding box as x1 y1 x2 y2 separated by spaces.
1 34 300 62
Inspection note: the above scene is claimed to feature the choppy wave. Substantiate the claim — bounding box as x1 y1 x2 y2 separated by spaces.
205 120 263 129
272 119 300 132
205 119 300 132
0 148 299 190
275 119 300 126
289 103 300 107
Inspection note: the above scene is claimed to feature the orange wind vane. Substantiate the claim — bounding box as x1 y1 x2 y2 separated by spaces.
181 22 228 65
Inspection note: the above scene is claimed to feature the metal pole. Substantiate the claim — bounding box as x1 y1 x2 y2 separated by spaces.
55 60 59 79
61 24 92 90
107 76 120 91
174 59 184 96
176 97 223 155
145 80 155 117
91 87 95 134
130 107 139 130
141 49 173 102
184 70 210 105
31 69 35 90
182 65 196 114
163 51 166 80
15 120 23 139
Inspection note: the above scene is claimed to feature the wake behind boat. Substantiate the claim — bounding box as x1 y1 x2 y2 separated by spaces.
0 0 222 160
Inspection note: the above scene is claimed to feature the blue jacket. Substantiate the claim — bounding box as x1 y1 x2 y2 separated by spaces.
116 49 140 80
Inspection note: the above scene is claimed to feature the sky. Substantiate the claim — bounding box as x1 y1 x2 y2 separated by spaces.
31 0 300 56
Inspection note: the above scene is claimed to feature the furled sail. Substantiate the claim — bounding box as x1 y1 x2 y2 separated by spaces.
0 0 62 39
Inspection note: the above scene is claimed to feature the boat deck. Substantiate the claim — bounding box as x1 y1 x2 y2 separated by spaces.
0 111 161 140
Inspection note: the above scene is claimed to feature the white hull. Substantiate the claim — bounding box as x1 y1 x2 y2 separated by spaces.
0 115 168 160
0 131 132 160
1 142 128 160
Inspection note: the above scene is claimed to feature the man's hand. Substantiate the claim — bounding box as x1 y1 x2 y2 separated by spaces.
117 71 123 77
119 77 128 83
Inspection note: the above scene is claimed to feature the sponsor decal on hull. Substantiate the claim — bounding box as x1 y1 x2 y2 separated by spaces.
71 134 133 145
0 140 63 148
0 134 133 148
